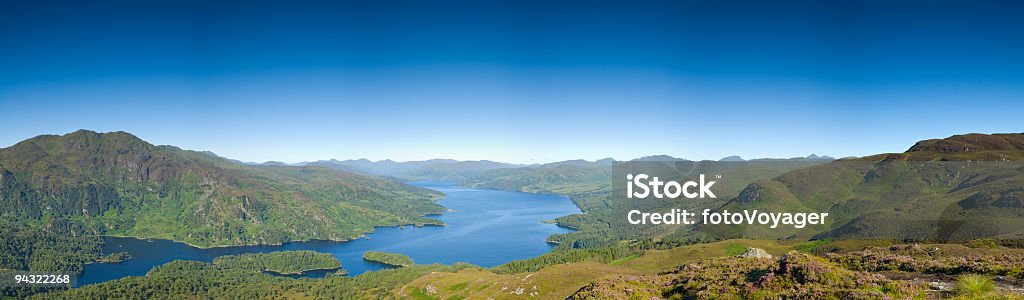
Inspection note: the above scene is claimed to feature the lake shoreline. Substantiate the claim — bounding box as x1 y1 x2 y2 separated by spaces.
262 266 343 276
79 183 581 286
98 222 450 251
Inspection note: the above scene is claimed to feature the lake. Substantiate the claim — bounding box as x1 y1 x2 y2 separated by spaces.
77 182 580 286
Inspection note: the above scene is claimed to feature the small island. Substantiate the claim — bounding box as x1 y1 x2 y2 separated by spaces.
362 251 414 267
213 251 341 275
97 251 132 263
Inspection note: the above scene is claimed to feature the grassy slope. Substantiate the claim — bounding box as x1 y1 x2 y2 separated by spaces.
619 239 792 272
395 239 1024 299
720 133 1024 241
393 239 790 299
395 262 643 300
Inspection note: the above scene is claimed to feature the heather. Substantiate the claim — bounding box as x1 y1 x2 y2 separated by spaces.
827 244 1024 278
572 251 923 299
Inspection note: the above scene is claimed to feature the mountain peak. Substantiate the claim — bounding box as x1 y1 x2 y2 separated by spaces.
907 133 1024 154
4 130 154 157
65 129 140 140
805 154 834 160
67 128 99 136
631 155 687 162
719 155 745 162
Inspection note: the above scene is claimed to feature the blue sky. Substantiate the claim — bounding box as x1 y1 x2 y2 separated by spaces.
1 0 1022 164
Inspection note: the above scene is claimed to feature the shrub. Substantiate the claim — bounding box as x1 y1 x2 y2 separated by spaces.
965 239 1000 249
953 274 994 297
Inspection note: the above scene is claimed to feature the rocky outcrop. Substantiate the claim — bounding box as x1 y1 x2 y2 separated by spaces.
737 247 773 259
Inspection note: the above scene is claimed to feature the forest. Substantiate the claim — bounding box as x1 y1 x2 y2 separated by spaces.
361 252 414 268
31 259 479 300
213 251 341 274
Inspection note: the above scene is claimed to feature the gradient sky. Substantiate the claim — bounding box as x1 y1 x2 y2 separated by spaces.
1 0 1022 164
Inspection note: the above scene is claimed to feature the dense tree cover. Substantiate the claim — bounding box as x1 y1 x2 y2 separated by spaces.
0 225 104 298
0 225 102 274
361 251 414 267
96 251 130 263
490 244 643 274
213 251 340 274
36 260 301 300
0 130 445 248
34 258 477 300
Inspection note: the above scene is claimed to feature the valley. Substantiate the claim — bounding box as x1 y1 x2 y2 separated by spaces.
4 0 1018 298
4 131 1024 299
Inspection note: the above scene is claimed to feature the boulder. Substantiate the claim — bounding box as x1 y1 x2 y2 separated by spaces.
736 247 773 259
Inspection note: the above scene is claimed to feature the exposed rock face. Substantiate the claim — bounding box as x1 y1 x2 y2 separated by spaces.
958 190 1024 209
737 247 773 259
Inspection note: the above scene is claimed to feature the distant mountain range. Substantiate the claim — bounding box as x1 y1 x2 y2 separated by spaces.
455 155 839 195
718 154 836 162
301 159 521 182
236 154 836 183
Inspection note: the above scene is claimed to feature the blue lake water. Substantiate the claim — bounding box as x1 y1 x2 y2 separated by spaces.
77 182 579 286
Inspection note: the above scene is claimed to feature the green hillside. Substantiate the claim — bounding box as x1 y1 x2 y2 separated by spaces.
396 238 1024 299
0 130 445 248
719 133 1024 241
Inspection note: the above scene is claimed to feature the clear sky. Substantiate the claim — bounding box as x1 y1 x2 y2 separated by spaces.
1 0 1022 164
